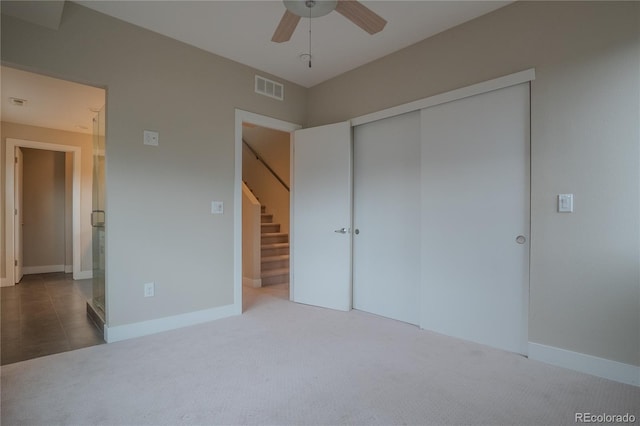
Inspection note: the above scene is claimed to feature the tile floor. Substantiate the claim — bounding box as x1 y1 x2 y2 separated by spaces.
1 273 104 365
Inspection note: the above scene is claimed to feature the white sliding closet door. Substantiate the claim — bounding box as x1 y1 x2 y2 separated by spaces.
421 83 530 354
353 111 421 325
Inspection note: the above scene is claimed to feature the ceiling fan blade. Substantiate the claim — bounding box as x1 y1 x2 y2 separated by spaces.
335 0 386 35
271 9 301 43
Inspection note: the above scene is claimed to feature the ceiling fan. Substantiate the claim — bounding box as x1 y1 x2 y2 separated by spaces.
272 0 387 43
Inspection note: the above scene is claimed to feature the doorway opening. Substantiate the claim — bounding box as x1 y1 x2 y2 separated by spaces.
19 147 69 278
1 66 106 364
5 139 82 284
234 110 300 313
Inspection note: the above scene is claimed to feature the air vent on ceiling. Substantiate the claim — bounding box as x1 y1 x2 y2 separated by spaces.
9 97 28 106
255 75 284 101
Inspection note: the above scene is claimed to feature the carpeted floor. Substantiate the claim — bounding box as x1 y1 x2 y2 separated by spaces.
1 285 638 425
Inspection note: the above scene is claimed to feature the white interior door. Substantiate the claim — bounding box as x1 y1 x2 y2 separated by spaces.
353 111 421 325
291 121 352 311
421 83 530 354
14 147 24 284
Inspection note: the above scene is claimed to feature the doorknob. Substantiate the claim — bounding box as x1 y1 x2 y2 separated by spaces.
334 228 348 234
354 229 360 235
516 235 526 244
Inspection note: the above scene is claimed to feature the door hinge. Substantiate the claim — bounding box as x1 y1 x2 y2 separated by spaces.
15 260 18 266
15 208 18 216
15 157 18 164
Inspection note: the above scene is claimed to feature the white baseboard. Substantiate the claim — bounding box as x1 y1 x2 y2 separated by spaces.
13 266 90 279
74 270 93 280
0 277 11 287
23 264 65 275
529 342 639 387
243 277 262 288
104 303 239 343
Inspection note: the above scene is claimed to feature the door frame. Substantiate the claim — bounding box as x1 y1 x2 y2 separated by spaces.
4 138 82 286
234 110 301 312
14 147 23 283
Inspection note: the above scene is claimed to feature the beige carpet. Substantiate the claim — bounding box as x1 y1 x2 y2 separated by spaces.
1 286 638 425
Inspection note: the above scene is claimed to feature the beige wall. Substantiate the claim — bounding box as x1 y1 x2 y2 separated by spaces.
308 1 640 367
243 125 291 187
22 148 65 269
1 2 306 327
1 122 94 276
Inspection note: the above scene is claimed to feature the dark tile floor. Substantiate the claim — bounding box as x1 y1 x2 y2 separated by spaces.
1 273 104 365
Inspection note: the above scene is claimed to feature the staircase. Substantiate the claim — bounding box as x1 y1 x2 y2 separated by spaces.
260 205 290 286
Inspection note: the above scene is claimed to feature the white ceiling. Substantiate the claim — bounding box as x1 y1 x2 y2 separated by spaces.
76 0 512 88
0 0 512 133
0 66 105 134
0 0 65 30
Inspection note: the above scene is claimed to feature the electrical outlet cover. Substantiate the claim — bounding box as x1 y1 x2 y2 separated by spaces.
143 130 159 146
211 201 224 214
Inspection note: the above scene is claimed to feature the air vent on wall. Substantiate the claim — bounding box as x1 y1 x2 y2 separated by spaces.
255 75 284 101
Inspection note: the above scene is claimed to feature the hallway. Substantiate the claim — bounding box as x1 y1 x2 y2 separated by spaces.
1 273 104 365
243 282 289 312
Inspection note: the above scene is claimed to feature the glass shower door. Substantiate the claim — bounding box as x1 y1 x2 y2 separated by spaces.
91 106 106 323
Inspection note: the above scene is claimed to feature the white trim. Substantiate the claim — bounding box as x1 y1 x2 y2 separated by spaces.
529 342 640 387
243 277 262 288
65 264 73 273
289 136 295 303
75 270 93 280
351 68 536 126
234 109 301 315
104 303 237 343
237 110 302 133
0 277 10 287
23 265 65 275
4 139 83 284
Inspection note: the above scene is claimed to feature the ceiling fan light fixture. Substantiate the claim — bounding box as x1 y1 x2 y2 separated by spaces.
272 0 386 43
284 0 337 18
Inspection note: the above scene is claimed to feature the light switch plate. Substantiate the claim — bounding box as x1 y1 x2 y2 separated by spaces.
143 130 159 146
211 201 224 215
144 282 155 297
558 194 574 213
